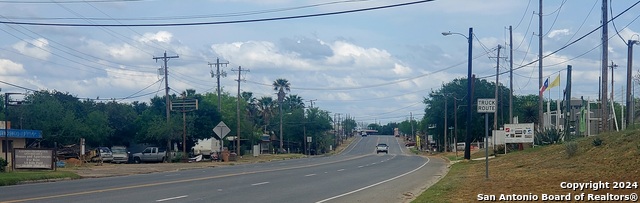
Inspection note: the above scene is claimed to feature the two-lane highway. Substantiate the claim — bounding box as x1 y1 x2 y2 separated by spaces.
0 135 447 203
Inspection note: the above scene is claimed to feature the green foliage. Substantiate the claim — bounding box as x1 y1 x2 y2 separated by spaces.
171 152 184 163
564 141 578 158
534 128 564 145
0 157 7 172
592 136 603 147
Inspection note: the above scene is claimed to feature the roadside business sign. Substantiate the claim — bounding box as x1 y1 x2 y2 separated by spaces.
477 98 496 113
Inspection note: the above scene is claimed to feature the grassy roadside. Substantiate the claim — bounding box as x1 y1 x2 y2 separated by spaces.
413 130 640 203
0 171 80 186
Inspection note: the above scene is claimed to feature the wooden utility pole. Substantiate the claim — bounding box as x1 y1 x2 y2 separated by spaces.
232 66 249 156
538 0 544 132
153 51 178 162
509 26 514 124
601 0 609 132
209 58 229 113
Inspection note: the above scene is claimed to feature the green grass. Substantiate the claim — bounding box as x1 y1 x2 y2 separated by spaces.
0 171 81 186
412 129 640 203
412 162 470 203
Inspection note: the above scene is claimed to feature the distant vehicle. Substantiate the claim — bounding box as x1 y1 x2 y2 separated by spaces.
110 146 128 164
361 131 368 137
94 147 113 163
132 147 167 163
376 143 389 154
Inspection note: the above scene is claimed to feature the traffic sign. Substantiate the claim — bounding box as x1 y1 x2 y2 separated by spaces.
477 98 496 113
213 121 231 139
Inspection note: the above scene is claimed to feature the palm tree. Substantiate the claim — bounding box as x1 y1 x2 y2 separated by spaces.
257 96 275 132
273 78 290 153
284 94 305 110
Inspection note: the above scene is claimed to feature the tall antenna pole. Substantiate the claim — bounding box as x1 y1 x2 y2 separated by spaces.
209 58 229 113
154 51 178 162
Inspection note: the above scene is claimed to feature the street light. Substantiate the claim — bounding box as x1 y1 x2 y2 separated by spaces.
442 27 473 160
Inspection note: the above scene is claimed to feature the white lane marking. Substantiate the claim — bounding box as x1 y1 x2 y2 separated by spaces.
395 136 404 154
358 165 364 168
342 136 362 155
251 182 270 186
316 157 431 203
164 173 181 177
305 174 317 177
337 169 345 171
156 195 188 202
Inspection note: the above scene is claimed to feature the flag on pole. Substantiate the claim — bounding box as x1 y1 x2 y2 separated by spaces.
539 77 549 94
547 74 561 90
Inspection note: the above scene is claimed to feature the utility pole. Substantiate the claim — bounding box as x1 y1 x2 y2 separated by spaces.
209 58 229 113
307 99 316 108
154 51 178 162
490 45 506 148
608 61 618 128
627 40 639 127
509 26 514 124
232 66 249 156
601 0 609 132
538 0 544 132
444 97 448 152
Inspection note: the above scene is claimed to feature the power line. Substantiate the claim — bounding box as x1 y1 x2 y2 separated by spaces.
478 0 640 79
0 0 435 27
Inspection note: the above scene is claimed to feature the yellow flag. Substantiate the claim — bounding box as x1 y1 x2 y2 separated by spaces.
547 74 561 90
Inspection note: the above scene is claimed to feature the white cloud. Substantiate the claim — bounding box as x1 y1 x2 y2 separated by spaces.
137 31 173 44
392 63 412 75
547 29 571 39
12 38 50 60
0 59 26 75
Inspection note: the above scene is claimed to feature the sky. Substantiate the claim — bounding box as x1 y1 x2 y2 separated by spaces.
0 0 639 125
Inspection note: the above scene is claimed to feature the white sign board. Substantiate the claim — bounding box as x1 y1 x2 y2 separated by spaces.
504 123 535 143
477 98 496 113
307 136 312 143
213 121 231 139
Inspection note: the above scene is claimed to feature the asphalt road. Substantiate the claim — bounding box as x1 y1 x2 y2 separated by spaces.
0 135 447 203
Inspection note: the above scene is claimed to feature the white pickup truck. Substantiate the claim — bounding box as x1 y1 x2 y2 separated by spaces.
376 143 389 154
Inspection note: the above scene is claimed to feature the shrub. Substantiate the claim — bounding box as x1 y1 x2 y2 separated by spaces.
535 128 565 145
592 137 603 147
0 157 7 172
565 142 578 158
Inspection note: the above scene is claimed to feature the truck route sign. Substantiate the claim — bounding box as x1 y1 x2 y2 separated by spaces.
477 98 496 113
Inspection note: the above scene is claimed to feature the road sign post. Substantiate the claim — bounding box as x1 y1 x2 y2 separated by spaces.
213 121 231 157
477 98 496 180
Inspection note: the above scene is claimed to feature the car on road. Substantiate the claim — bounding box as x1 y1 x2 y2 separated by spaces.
376 143 389 154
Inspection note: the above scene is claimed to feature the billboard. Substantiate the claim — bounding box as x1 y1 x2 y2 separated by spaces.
504 123 535 143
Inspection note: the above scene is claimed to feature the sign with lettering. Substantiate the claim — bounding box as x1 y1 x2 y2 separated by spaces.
477 98 496 113
13 148 54 170
504 123 535 143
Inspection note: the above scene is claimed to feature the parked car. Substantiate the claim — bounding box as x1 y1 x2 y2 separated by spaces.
376 143 389 154
405 141 416 147
110 146 129 164
132 147 167 163
92 147 113 162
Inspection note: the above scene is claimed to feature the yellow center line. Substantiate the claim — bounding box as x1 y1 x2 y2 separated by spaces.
2 154 371 203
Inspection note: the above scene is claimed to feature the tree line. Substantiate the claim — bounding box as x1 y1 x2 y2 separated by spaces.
0 79 343 155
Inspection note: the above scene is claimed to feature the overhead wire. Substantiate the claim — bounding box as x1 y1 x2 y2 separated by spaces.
0 0 436 27
478 0 640 80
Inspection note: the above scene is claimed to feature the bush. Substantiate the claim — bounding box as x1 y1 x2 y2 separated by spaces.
565 142 578 158
535 129 565 145
0 157 7 172
592 137 603 146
